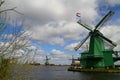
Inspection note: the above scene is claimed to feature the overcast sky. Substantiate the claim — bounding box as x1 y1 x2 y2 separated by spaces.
2 0 120 64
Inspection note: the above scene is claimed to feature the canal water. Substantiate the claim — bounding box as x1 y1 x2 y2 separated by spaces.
9 65 120 80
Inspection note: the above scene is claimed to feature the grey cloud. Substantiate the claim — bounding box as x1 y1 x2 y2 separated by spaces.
2 0 98 45
29 21 88 45
3 0 98 24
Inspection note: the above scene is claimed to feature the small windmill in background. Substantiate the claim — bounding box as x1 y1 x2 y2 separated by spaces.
44 56 50 66
69 55 80 67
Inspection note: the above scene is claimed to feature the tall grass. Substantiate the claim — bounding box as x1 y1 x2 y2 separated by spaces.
0 56 10 80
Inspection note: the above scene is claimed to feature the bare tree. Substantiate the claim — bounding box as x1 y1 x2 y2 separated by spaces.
0 0 32 79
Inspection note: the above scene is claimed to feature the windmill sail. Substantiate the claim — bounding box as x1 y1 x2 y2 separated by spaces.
77 20 93 31
98 34 117 47
95 11 114 30
74 33 90 51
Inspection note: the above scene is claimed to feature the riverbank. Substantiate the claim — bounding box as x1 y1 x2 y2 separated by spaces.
68 67 120 73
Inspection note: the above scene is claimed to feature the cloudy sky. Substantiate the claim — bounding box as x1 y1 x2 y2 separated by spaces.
1 0 120 64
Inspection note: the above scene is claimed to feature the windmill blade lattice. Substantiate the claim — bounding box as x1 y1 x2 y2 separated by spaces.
77 20 93 31
98 33 117 47
95 11 114 30
74 33 90 51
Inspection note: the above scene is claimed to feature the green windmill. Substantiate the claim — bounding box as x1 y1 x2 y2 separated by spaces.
74 11 119 68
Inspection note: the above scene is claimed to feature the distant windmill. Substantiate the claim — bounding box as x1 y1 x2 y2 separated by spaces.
69 55 80 66
44 56 50 66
